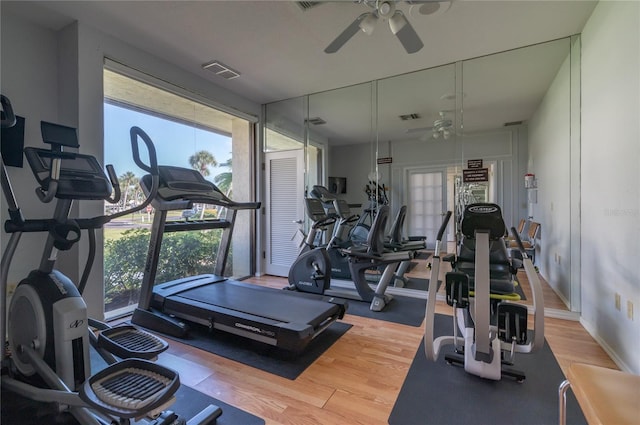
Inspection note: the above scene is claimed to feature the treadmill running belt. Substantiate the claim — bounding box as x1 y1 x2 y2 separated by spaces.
171 280 341 326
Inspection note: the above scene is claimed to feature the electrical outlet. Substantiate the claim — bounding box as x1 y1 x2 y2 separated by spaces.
627 301 634 320
615 293 621 310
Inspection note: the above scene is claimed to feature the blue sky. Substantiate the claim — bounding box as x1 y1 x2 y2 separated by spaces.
104 103 231 182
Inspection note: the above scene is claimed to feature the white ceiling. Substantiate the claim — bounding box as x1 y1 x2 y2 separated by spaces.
4 0 597 144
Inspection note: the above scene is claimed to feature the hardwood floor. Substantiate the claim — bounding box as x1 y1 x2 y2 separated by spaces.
148 274 616 425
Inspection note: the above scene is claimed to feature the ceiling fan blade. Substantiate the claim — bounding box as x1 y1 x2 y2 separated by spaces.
324 13 368 54
394 18 424 53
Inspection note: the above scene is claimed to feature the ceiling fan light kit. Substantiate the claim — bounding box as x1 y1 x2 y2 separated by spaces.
389 11 408 34
325 0 437 54
359 13 378 35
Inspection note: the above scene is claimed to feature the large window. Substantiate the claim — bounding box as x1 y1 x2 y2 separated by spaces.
103 65 255 318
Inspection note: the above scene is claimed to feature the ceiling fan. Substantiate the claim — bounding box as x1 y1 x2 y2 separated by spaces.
406 111 454 141
324 0 445 54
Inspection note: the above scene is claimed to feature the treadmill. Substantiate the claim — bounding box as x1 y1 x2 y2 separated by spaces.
131 165 347 353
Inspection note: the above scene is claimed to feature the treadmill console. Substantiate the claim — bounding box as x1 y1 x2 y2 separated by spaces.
141 165 224 211
158 166 221 194
141 165 260 213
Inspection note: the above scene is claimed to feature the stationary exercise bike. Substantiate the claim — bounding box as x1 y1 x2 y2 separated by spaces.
288 198 414 311
0 95 220 424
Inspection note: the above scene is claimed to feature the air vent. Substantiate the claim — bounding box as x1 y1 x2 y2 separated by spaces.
305 117 326 125
202 61 240 80
399 113 421 121
504 121 523 127
297 1 321 11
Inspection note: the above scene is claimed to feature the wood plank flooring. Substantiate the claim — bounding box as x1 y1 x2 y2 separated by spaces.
148 273 616 425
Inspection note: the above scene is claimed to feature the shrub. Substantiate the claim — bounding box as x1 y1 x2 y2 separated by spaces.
104 228 222 311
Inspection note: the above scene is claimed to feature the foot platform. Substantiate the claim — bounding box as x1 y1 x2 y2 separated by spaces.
80 358 180 418
98 325 169 360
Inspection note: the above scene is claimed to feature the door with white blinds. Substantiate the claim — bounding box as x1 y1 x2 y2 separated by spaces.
407 169 446 250
264 149 305 276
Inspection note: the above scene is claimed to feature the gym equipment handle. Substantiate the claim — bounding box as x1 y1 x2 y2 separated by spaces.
105 164 121 204
0 95 16 128
130 126 158 174
436 211 452 241
510 226 527 255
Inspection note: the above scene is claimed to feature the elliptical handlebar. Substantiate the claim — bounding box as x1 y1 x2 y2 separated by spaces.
0 95 16 128
35 167 60 203
424 211 452 362
436 211 452 243
104 164 121 204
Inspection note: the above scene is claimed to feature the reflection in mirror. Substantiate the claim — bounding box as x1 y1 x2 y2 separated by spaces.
262 37 580 311
310 82 375 231
263 97 307 277
377 63 457 253
460 37 575 311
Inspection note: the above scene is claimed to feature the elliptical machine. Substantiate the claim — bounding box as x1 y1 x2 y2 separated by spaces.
1 95 220 424
424 204 544 382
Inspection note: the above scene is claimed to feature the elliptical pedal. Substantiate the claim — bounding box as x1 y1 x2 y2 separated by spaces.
98 325 169 360
445 272 470 308
80 358 180 418
496 302 528 345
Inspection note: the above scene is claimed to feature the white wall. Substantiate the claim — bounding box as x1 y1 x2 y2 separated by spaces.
1 8 260 319
580 1 640 373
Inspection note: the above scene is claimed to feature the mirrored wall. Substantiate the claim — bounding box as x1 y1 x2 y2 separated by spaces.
264 36 580 313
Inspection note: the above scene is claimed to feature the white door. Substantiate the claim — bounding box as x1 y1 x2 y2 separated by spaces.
264 149 305 276
406 169 447 250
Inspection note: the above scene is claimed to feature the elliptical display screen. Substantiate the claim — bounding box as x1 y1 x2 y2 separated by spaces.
37 152 99 174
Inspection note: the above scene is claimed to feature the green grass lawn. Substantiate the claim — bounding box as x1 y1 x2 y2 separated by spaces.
104 209 220 241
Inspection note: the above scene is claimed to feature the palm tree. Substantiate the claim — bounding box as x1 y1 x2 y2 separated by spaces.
214 158 232 197
189 150 218 218
188 150 218 176
118 171 139 212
